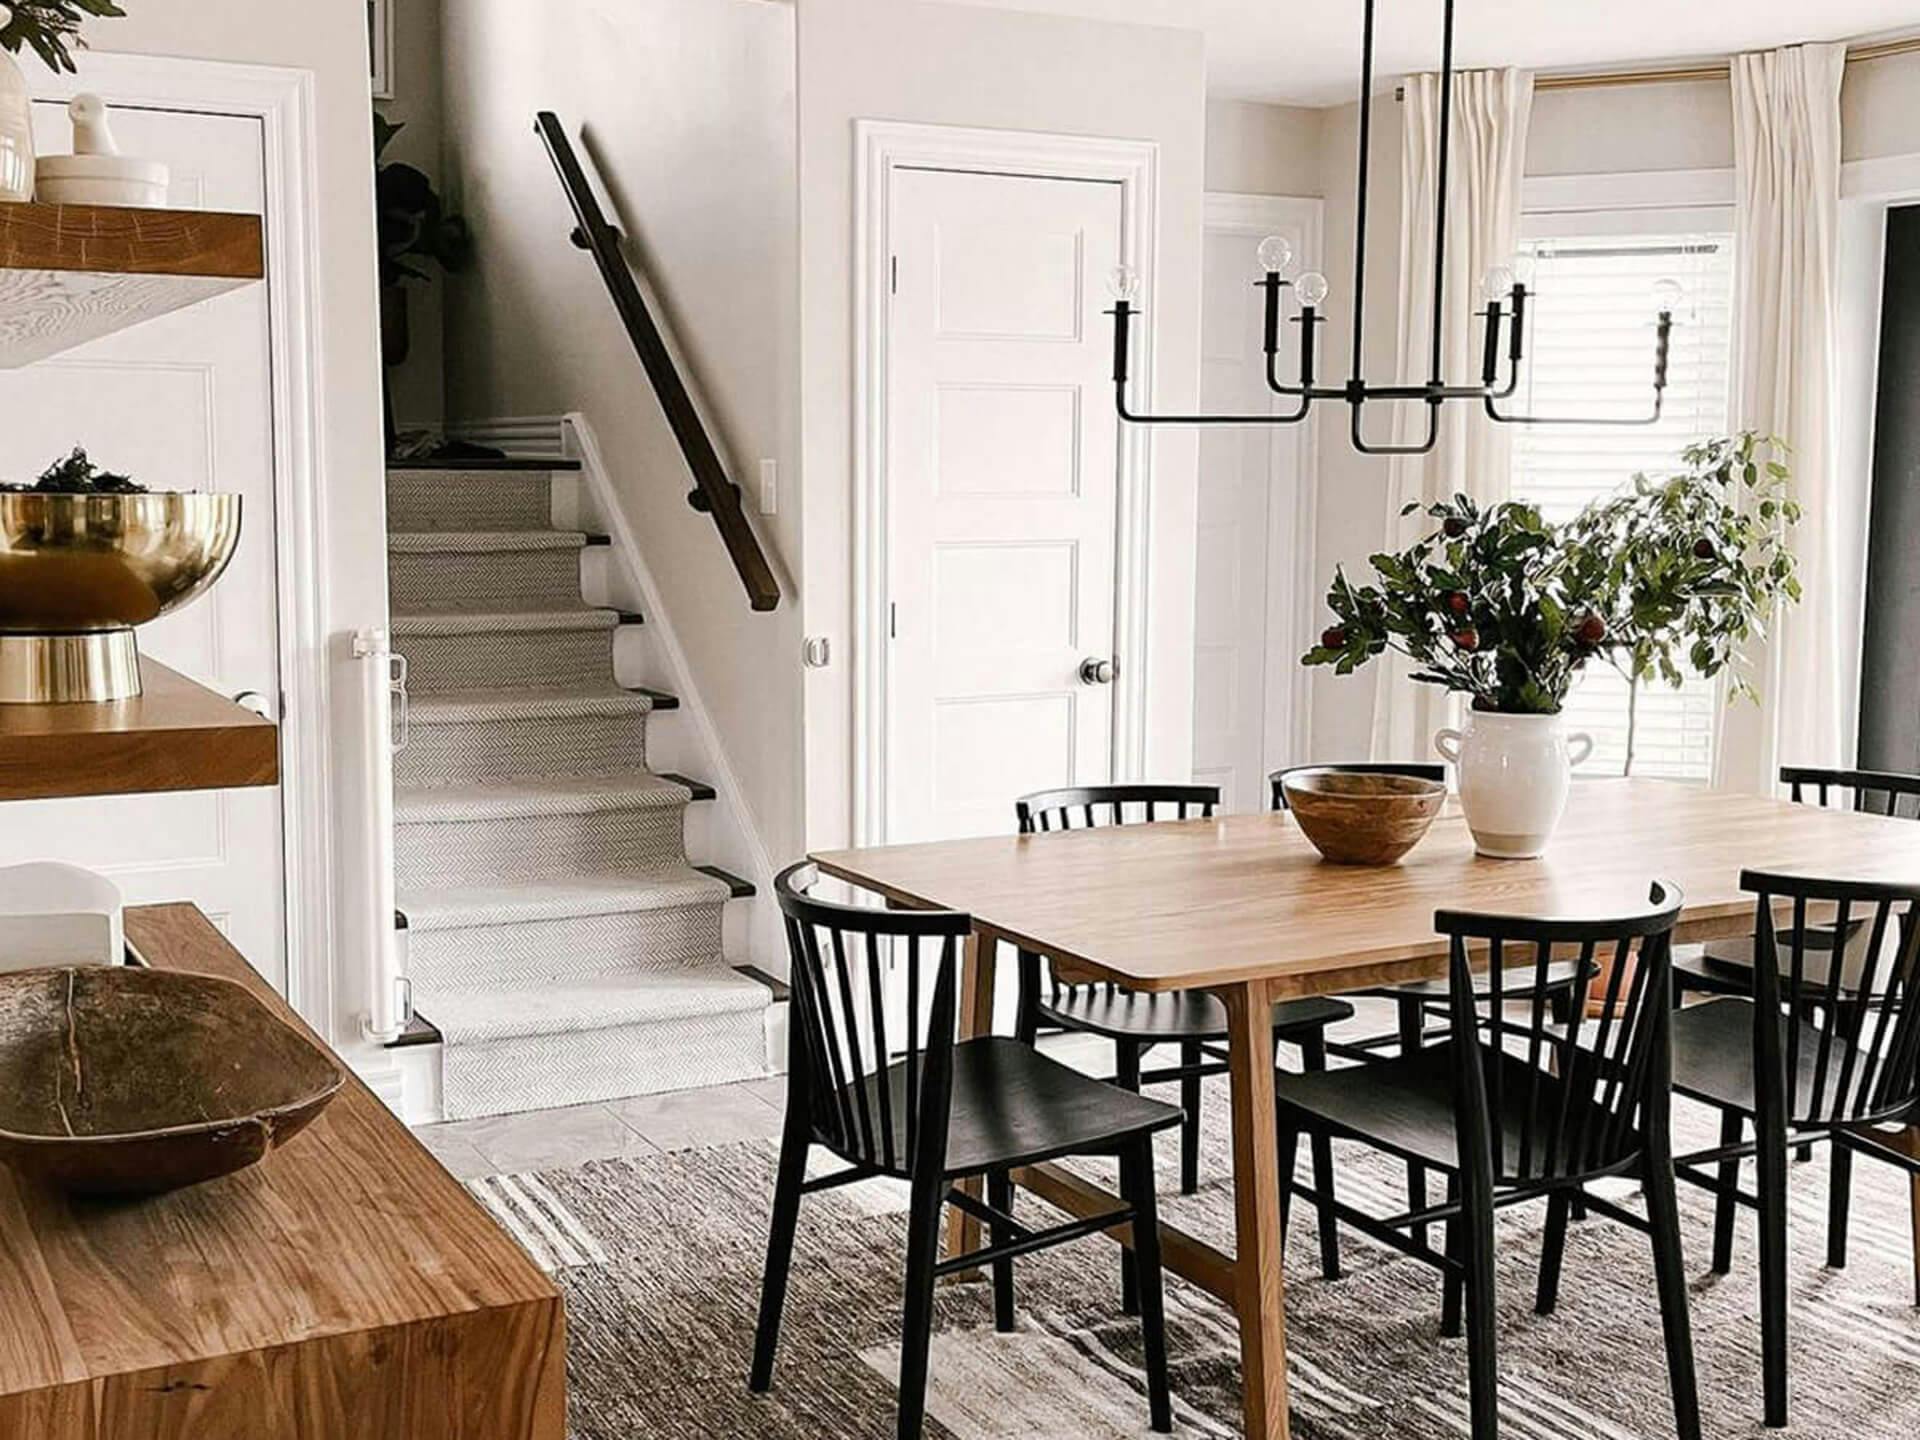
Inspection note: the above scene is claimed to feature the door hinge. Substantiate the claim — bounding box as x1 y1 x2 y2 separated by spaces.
890 255 899 295
889 602 898 639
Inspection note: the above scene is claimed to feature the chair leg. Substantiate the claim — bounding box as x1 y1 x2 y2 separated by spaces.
1115 1040 1144 1317
749 1113 810 1392
1299 1030 1342 1280
1180 1039 1203 1196
1276 1113 1302 1245
1461 1179 1500 1440
1397 996 1431 1252
1122 1137 1174 1434
1755 1107 1791 1427
987 1170 1016 1333
1827 1140 1853 1270
1535 1191 1571 1317
1911 1164 1920 1309
1646 1157 1704 1440
1711 1108 1743 1276
896 1167 947 1440
1441 1177 1464 1340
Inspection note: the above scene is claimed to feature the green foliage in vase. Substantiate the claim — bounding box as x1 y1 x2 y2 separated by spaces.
0 446 143 494
374 111 473 290
0 1 125 74
1302 433 1801 740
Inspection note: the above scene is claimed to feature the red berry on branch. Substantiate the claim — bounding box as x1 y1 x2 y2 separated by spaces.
1321 626 1347 649
1445 591 1470 616
1575 611 1607 646
1443 517 1469 538
1692 538 1716 560
1452 627 1480 651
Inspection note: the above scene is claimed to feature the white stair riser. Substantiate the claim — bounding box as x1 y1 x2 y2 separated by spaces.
387 472 552 531
440 1007 767 1120
399 628 613 693
397 710 650 787
407 903 724 991
390 547 581 609
395 805 691 887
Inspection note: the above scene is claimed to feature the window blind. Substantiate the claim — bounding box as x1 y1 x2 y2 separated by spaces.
1509 234 1736 781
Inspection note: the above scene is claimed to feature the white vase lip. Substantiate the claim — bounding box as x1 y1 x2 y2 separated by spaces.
1465 707 1564 723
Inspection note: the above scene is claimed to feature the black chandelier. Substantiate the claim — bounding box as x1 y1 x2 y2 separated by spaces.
1108 0 1677 454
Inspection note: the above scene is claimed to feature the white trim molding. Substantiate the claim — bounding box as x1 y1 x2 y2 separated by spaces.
1842 150 1920 201
1523 167 1736 215
1202 191 1323 771
35 52 336 1031
851 119 1161 846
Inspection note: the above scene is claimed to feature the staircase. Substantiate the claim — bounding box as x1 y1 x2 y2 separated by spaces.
386 459 772 1121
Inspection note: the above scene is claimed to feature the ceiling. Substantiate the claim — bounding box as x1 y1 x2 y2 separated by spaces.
936 0 1920 105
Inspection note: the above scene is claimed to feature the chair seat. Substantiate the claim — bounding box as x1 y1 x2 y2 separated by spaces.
1274 1042 1617 1180
1035 987 1354 1044
1670 998 1869 1119
851 1036 1182 1179
1366 958 1588 1003
1675 917 1875 997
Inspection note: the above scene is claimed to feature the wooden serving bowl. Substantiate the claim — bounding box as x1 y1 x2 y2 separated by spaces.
1281 769 1447 866
0 966 343 1195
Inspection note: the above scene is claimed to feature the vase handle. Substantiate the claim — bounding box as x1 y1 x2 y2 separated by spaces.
1434 728 1463 764
1567 732 1595 768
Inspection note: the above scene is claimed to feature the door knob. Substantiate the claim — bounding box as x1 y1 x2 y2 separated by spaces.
1079 657 1117 686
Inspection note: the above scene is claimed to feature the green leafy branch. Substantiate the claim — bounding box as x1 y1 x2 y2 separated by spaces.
0 1 125 74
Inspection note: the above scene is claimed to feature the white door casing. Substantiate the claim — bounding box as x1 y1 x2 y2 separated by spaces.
0 105 287 976
854 122 1160 847
1193 194 1321 812
884 166 1124 842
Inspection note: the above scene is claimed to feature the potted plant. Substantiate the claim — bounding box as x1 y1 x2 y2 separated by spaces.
374 110 471 453
1559 434 1801 775
0 2 126 201
1304 496 1603 857
1304 432 1801 857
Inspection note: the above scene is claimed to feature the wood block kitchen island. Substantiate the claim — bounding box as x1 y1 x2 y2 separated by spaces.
0 904 565 1439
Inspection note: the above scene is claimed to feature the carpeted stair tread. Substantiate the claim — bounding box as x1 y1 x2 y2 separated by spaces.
390 529 586 554
400 866 732 931
390 604 620 637
423 968 770 1045
408 685 654 726
396 772 693 824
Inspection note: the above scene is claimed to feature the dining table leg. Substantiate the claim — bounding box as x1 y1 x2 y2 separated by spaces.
1218 977 1293 1440
945 927 998 1274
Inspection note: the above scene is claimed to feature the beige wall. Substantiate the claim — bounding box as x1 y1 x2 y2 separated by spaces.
440 0 807 873
378 0 447 430
89 1 389 1049
796 0 1209 846
1844 49 1920 162
1205 99 1325 197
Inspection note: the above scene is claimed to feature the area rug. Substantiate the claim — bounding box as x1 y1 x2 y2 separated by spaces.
469 1083 1920 1439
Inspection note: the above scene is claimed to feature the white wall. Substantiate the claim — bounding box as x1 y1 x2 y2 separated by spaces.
88 1 390 1051
439 0 806 879
797 0 1209 846
1205 99 1325 197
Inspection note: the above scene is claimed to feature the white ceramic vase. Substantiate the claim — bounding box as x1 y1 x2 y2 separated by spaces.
0 8 34 204
1435 709 1594 860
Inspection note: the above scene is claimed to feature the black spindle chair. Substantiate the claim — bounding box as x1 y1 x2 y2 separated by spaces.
1272 763 1587 1251
1276 883 1699 1440
1665 870 1920 1427
1014 784 1354 1296
751 863 1183 1439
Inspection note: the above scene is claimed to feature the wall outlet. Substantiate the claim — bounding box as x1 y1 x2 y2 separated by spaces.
759 459 778 516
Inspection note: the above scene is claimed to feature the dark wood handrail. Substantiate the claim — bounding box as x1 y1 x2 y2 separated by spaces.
535 112 780 612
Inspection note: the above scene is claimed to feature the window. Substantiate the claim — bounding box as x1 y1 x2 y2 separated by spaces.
1508 228 1736 780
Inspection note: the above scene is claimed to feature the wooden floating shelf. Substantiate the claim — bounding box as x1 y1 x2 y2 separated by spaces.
0 199 265 368
0 656 277 802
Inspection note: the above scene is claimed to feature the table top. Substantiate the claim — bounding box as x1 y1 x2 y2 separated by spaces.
0 904 557 1400
812 779 1920 997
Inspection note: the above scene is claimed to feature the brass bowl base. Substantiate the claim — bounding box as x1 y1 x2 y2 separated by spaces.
0 630 143 704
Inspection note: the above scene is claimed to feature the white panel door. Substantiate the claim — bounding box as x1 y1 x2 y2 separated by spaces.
0 105 284 984
886 167 1122 842
1192 204 1317 814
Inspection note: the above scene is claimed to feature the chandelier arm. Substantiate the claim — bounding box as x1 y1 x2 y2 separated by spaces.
1265 310 1324 397
1116 383 1314 428
1350 398 1441 457
1427 0 1458 387
1348 0 1378 384
1484 392 1668 427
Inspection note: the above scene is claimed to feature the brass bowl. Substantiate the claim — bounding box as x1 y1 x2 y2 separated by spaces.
0 966 343 1195
1282 769 1447 866
0 493 241 702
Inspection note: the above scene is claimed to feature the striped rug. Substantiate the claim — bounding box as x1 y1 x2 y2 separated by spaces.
475 1083 1920 1439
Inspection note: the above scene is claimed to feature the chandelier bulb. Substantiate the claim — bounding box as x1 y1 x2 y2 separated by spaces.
1510 254 1537 288
1295 270 1330 307
1255 234 1296 277
1481 265 1516 302
1651 277 1684 314
1107 264 1142 303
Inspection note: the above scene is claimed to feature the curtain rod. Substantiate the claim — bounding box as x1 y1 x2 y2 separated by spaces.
1393 33 1919 99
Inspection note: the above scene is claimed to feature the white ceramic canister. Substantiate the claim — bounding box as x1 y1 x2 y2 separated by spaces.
1435 709 1594 859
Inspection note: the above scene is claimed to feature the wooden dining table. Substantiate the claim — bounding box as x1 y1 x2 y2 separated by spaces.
811 777 1920 1439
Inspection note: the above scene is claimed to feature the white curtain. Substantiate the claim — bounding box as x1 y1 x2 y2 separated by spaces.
1370 68 1534 763
1713 44 1848 794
